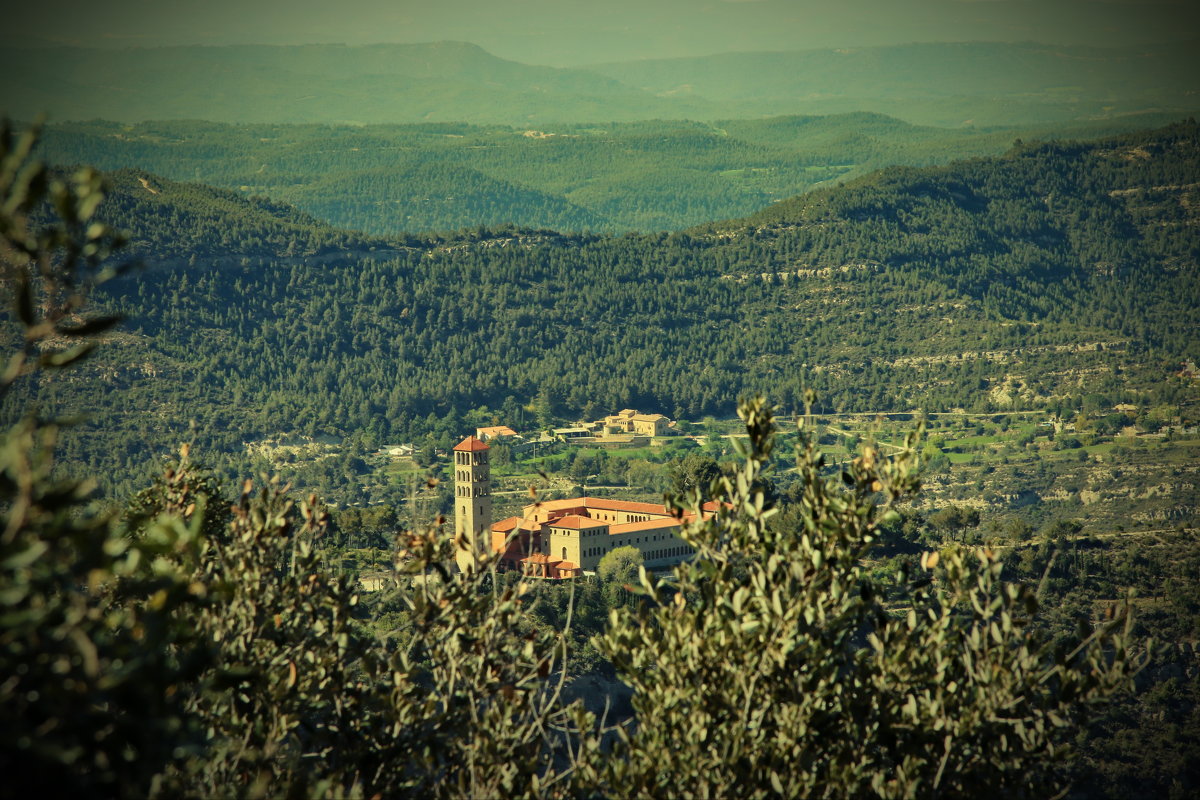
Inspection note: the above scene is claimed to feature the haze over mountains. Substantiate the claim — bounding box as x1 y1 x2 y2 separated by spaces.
3 39 1197 127
6 0 1198 66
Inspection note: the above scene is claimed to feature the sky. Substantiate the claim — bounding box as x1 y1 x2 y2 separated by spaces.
5 0 1199 65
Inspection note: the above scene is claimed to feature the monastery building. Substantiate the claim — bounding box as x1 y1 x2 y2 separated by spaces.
453 435 709 579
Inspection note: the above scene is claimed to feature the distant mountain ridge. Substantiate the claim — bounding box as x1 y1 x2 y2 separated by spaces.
36 113 1187 235
587 39 1200 126
0 41 708 125
3 39 1196 126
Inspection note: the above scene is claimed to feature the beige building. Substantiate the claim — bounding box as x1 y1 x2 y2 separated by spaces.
490 496 714 578
599 409 671 437
475 425 519 441
456 430 702 580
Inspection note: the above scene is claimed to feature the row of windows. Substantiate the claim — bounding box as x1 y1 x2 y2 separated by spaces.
592 512 654 524
455 469 488 483
580 544 694 560
571 526 672 541
647 546 694 560
567 529 674 546
455 486 489 497
454 452 488 466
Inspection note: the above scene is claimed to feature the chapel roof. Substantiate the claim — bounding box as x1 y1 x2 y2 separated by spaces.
453 435 489 452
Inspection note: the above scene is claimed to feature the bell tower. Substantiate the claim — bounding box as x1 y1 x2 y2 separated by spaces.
452 435 492 571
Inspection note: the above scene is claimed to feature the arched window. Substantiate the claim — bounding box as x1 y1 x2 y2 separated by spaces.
562 547 567 560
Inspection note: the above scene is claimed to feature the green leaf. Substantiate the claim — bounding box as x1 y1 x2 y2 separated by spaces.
56 315 122 337
3 539 49 569
15 274 33 326
770 770 784 794
40 342 95 368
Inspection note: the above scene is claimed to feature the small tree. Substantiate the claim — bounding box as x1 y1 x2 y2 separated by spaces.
598 546 643 585
667 451 720 496
362 527 591 798
598 546 644 608
591 396 1140 798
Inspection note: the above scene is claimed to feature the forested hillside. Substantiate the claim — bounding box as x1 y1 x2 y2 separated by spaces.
6 122 1196 502
85 169 388 259
35 113 1184 234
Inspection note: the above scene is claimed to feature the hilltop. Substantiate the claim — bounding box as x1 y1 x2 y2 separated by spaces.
0 42 706 126
90 169 388 259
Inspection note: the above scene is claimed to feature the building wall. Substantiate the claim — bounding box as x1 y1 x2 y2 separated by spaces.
610 526 688 562
509 494 703 576
546 525 589 567
571 523 694 571
639 536 695 566
453 448 492 568
632 417 668 436
511 521 696 575
577 525 628 570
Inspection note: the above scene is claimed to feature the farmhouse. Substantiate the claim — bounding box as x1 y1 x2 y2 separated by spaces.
475 425 519 441
599 409 671 437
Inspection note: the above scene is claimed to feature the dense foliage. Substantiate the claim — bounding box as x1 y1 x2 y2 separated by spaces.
594 398 1138 798
0 127 591 796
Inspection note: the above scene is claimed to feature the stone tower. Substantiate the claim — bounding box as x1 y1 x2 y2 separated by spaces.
452 435 492 571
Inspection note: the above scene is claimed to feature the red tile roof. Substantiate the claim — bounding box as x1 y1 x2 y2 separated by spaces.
520 496 716 533
477 425 518 438
610 517 683 535
453 435 489 452
491 516 525 533
524 496 677 520
549 515 609 530
531 498 589 512
517 553 580 578
582 497 672 515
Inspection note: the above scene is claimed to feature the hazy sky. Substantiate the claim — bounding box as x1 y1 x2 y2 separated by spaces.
6 0 1199 65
